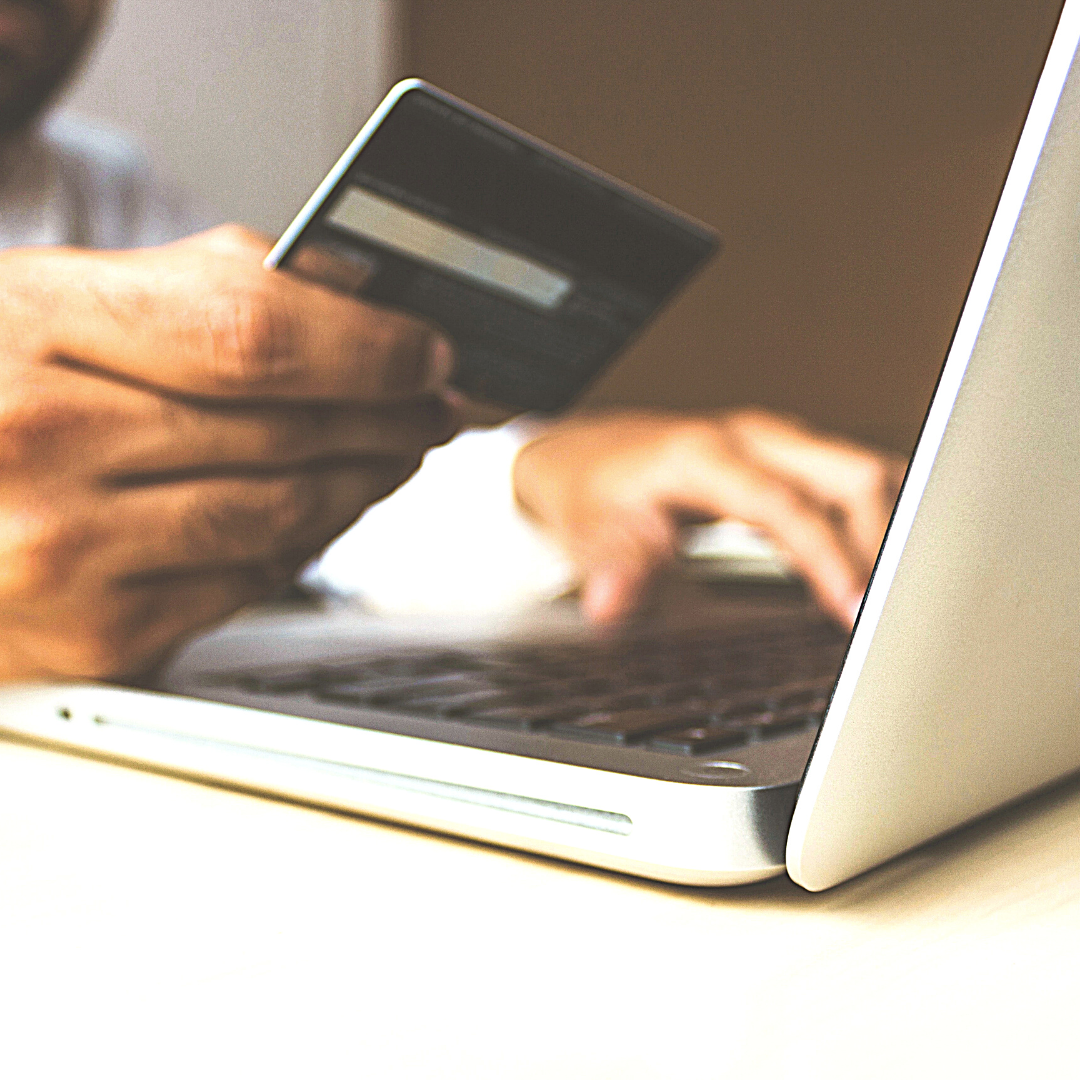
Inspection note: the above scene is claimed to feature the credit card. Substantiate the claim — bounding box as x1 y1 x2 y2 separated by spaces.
267 79 719 413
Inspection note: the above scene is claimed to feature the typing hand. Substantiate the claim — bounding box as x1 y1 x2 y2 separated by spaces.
0 226 457 681
513 409 905 627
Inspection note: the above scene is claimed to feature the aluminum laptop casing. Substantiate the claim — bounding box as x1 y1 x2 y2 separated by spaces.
0 586 816 886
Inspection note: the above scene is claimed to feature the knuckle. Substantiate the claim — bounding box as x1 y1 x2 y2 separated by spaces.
0 512 89 600
202 283 296 393
0 390 81 472
204 223 270 258
195 478 319 560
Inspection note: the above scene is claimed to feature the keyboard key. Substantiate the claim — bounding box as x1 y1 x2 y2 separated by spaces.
326 653 484 680
550 708 703 745
650 704 820 754
317 674 497 707
649 681 702 703
404 689 527 717
210 615 848 761
649 724 749 755
454 703 582 730
532 676 625 699
484 670 552 689
314 680 403 705
231 671 325 694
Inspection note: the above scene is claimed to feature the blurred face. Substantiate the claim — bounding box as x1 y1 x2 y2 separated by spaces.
0 0 105 136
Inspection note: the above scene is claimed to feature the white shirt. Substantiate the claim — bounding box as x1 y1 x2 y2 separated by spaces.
0 114 576 613
303 420 574 613
0 114 208 249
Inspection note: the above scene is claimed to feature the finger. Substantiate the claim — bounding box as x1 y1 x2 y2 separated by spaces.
582 566 651 625
654 449 867 625
9 363 458 482
103 394 457 483
571 510 679 624
92 459 422 578
725 411 904 569
19 228 455 402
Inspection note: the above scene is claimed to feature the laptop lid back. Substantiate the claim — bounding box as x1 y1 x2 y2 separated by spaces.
788 2 1080 891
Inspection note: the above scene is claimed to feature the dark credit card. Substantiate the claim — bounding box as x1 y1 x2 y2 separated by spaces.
267 80 719 413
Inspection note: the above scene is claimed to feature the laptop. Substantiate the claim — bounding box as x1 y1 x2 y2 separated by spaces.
2 2 1078 893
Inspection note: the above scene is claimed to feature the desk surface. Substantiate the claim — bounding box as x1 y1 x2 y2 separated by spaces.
2 734 1078 1079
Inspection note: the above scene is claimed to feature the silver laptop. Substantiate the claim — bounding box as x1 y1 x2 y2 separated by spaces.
3 3 1078 892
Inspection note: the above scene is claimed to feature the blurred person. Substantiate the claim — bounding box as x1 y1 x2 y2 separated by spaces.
0 0 902 684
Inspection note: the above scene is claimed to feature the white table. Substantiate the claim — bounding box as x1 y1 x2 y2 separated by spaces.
2 732 1078 1078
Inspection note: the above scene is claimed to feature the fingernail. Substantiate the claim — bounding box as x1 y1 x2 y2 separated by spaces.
425 336 455 391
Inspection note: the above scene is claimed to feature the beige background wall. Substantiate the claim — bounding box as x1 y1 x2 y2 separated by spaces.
407 0 1062 450
60 0 401 236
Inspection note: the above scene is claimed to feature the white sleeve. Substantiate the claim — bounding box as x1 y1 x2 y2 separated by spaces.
302 419 577 615
44 113 215 248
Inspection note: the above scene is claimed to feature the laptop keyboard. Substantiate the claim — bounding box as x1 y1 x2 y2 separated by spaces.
212 620 848 757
